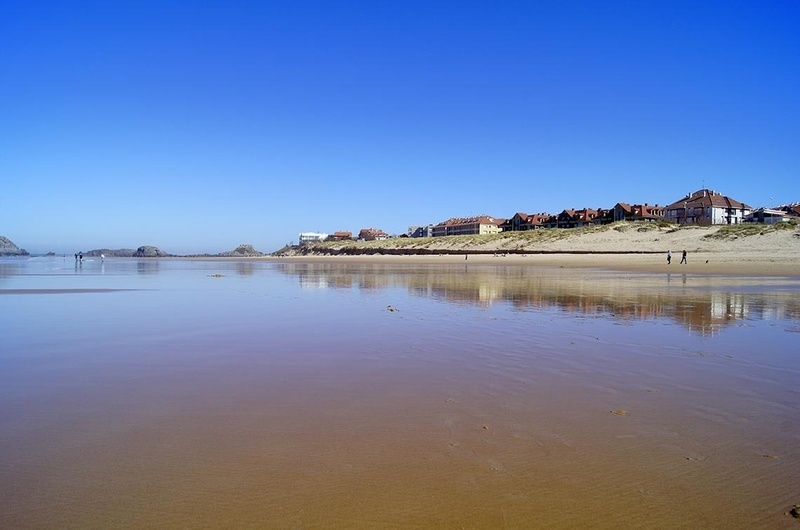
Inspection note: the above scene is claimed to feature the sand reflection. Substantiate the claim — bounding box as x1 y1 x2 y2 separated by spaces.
277 262 800 335
2 260 799 528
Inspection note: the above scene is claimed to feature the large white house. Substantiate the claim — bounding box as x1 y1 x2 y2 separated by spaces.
298 232 328 245
665 189 751 225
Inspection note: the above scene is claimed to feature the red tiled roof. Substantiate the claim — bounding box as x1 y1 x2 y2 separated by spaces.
666 189 750 210
437 215 503 227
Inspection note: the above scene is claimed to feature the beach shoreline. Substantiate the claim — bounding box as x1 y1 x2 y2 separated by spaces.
46 222 797 277
263 222 800 277
160 246 800 277
263 252 800 277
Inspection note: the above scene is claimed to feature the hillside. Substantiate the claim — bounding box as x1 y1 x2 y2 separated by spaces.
0 236 29 256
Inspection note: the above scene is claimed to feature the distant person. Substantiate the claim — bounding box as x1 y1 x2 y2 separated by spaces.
465 254 468 261
101 253 105 261
680 250 687 265
667 250 672 264
74 253 78 261
79 252 83 261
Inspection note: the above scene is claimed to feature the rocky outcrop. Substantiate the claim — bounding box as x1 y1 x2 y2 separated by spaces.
132 245 169 257
78 244 263 258
83 249 137 257
0 236 29 256
216 244 265 257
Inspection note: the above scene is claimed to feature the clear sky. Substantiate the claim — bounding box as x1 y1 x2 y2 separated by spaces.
2 1 798 254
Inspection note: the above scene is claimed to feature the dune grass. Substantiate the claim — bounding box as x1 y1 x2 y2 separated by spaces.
285 221 684 254
703 220 798 240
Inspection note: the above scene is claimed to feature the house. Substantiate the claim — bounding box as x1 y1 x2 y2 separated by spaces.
504 212 551 231
665 189 751 225
330 231 352 241
776 203 800 217
432 221 448 237
612 203 665 222
408 224 434 238
547 208 608 228
574 208 610 226
432 215 504 237
744 208 795 224
358 228 389 241
543 211 563 229
298 232 328 245
528 213 553 229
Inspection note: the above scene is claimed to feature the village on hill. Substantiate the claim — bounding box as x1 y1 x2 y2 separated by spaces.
299 188 800 245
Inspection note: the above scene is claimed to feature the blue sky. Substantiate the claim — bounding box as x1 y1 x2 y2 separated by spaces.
1 1 798 254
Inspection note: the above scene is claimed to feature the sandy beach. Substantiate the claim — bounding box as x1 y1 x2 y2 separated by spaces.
270 223 800 277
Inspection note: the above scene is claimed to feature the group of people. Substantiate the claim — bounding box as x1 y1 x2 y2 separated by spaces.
73 253 105 262
667 249 687 265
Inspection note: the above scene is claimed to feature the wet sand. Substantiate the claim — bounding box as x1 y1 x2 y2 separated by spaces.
0 288 139 295
270 252 800 277
1 259 798 528
3 340 797 528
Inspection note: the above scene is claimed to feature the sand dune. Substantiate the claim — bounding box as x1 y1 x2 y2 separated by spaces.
276 223 800 277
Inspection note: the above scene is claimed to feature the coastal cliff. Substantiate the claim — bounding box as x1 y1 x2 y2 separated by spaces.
0 236 29 256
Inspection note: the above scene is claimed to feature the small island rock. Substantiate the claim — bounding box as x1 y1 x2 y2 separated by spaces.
133 245 169 258
217 244 265 257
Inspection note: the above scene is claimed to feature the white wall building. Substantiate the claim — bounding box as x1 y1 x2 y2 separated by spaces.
665 189 751 225
298 232 328 245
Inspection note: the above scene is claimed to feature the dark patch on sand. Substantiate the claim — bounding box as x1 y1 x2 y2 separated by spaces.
0 289 141 295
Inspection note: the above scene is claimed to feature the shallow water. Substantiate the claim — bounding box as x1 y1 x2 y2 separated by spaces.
1 257 799 528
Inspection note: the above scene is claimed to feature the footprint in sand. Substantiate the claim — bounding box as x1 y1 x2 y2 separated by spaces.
443 418 460 447
487 459 507 472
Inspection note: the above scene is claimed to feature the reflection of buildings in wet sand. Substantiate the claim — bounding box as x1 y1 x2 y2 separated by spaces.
407 272 504 307
709 291 748 321
279 263 393 291
672 291 799 334
275 263 800 334
410 271 800 335
674 292 743 335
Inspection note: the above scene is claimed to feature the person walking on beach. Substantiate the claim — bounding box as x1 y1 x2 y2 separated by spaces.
667 250 672 264
680 250 687 264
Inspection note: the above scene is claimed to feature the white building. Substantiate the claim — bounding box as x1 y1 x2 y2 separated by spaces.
298 232 328 246
665 189 751 225
745 208 794 224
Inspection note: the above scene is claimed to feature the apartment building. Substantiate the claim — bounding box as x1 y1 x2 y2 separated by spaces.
433 215 503 237
665 189 751 225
